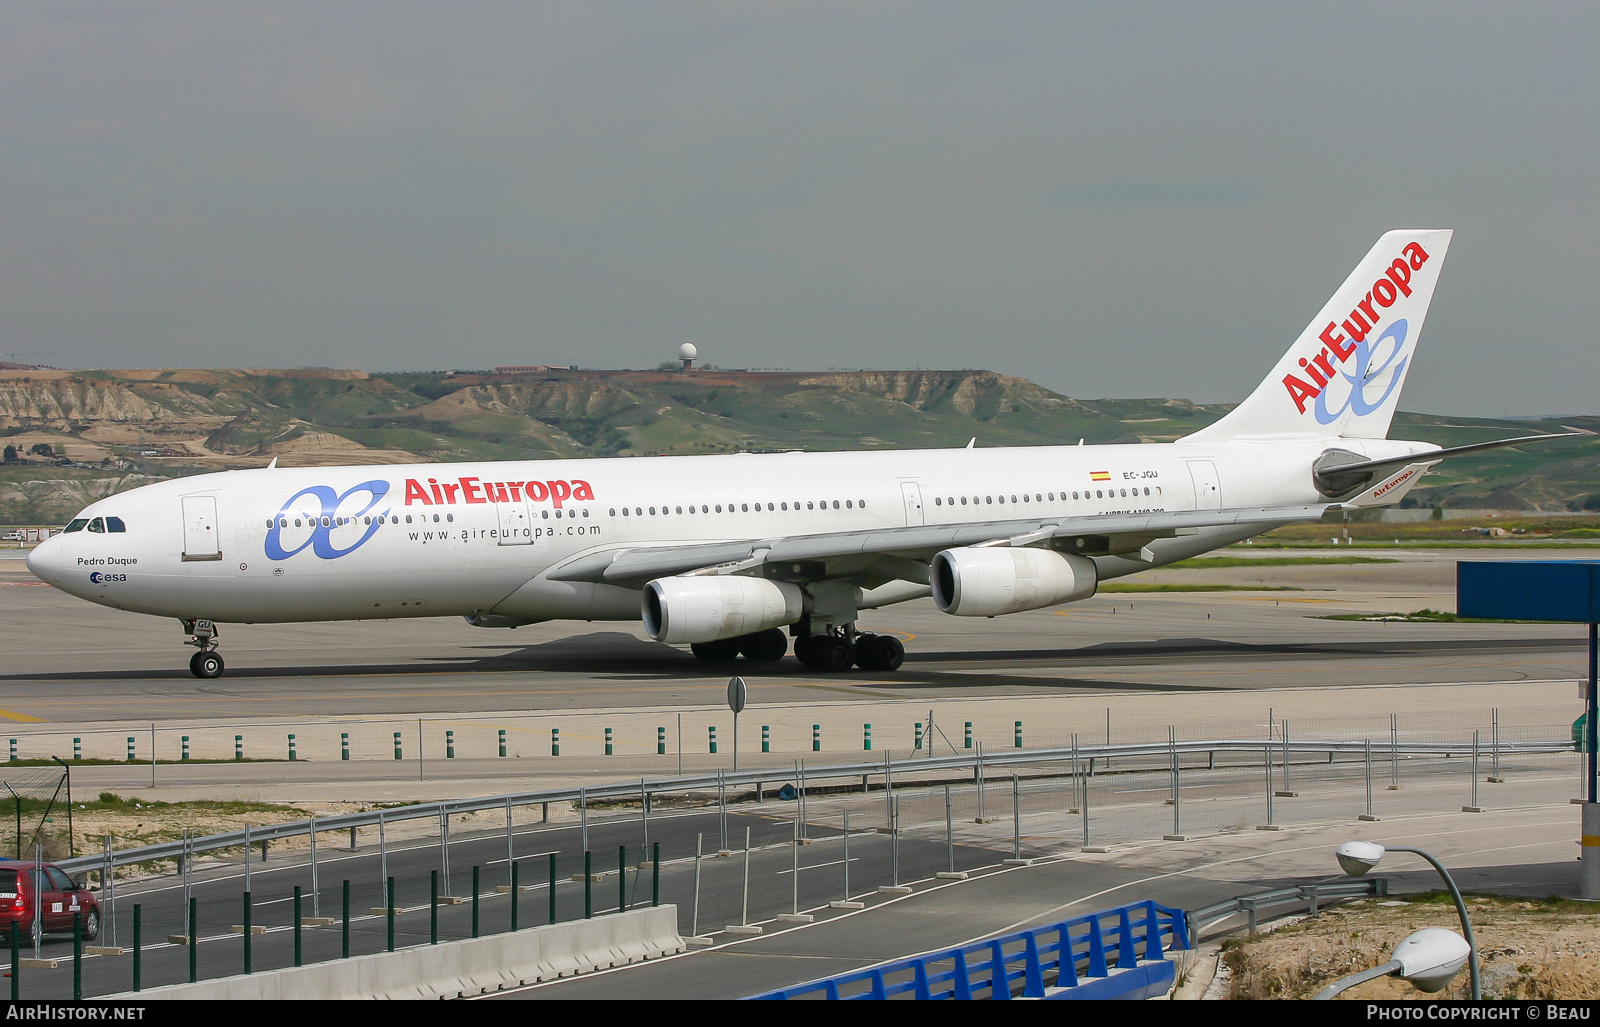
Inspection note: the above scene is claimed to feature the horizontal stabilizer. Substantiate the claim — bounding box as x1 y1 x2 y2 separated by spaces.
1314 433 1583 497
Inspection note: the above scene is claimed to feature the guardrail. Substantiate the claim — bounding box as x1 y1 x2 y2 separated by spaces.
55 736 1570 878
747 899 1189 1000
1186 878 1389 939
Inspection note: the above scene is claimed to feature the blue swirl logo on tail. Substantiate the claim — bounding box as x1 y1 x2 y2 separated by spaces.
266 480 390 560
1314 319 1410 425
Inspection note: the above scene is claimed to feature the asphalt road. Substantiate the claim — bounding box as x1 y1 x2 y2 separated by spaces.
0 548 1591 723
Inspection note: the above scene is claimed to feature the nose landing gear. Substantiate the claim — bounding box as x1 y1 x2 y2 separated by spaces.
182 619 225 679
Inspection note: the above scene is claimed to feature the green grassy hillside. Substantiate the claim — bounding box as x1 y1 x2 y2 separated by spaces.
0 365 1594 522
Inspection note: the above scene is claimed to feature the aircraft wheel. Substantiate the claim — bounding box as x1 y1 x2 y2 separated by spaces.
689 639 741 662
812 637 856 673
738 628 788 662
856 633 904 672
189 651 225 679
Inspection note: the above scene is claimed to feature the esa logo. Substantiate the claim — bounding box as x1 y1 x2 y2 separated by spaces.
88 572 128 584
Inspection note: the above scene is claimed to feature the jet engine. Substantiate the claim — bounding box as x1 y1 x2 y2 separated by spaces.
930 547 1097 617
642 575 804 645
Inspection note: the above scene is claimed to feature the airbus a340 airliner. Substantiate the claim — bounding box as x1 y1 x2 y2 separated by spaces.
26 230 1574 678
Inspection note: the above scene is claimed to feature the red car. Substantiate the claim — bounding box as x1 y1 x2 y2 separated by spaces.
0 862 99 942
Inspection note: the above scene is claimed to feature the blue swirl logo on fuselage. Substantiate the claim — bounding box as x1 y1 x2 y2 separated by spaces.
265 480 391 560
1314 319 1410 425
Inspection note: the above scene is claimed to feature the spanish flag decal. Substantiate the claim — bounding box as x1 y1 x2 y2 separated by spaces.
1090 471 1111 481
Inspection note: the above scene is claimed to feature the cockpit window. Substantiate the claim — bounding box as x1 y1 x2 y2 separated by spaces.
105 517 126 533
87 518 105 533
63 519 89 533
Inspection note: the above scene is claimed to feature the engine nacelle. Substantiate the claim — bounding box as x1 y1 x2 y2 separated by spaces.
642 575 804 645
931 547 1097 617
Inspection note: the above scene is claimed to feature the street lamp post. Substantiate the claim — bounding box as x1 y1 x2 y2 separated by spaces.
1335 840 1480 1000
1313 928 1471 1000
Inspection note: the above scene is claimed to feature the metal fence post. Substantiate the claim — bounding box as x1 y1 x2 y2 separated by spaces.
1071 733 1080 813
1281 719 1291 795
440 809 453 897
548 853 557 925
584 851 592 919
618 846 627 913
505 797 515 885
430 870 438 945
101 834 115 947
718 770 728 852
472 866 481 938
293 886 302 967
1012 773 1021 860
1365 738 1374 819
652 843 660 908
187 895 196 983
341 880 349 959
1082 751 1091 848
842 810 851 901
1265 745 1274 825
1169 726 1181 838
378 810 388 899
242 891 252 974
386 877 395 952
945 785 954 873
309 816 320 918
1390 713 1400 789
976 741 986 822
796 759 808 841
692 833 703 939
1492 708 1502 781
791 821 800 915
741 827 751 926
891 796 902 886
885 751 894 830
1468 730 1481 812
580 786 588 853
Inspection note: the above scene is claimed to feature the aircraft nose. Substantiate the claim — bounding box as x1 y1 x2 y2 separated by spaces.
25 537 61 585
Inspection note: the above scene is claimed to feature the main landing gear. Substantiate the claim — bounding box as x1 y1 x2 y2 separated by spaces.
689 627 789 663
182 618 225 679
794 630 905 673
685 625 905 673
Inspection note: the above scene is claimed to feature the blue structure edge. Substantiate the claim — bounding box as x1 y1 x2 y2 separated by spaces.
746 899 1190 1000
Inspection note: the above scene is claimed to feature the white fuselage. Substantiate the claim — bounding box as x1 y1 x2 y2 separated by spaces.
26 435 1426 626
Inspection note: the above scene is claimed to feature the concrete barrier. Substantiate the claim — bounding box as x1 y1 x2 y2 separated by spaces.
108 905 683 1000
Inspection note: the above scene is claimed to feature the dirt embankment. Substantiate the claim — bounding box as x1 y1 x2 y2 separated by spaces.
1223 896 1600 1000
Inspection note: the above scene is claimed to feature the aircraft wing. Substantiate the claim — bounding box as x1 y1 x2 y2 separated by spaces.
547 504 1336 587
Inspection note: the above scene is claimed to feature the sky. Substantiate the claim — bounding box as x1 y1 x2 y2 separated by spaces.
0 2 1593 416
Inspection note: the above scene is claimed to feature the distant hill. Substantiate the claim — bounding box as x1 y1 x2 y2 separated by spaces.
0 366 1594 523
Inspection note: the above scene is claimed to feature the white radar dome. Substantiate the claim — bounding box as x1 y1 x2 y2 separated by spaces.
678 343 698 361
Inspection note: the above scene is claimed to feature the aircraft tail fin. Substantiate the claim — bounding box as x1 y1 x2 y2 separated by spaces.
1184 230 1453 442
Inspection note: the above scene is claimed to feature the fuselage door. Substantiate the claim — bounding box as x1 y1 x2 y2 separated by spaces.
900 482 925 526
496 498 532 546
1187 460 1222 511
181 495 222 561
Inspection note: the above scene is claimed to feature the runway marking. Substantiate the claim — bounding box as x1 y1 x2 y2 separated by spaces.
0 709 43 723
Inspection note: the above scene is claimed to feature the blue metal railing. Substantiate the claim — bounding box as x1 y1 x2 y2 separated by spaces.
748 900 1189 1000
